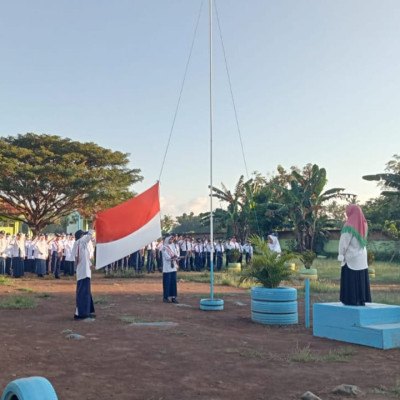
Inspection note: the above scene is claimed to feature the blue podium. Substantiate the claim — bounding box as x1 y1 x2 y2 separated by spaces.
313 302 400 349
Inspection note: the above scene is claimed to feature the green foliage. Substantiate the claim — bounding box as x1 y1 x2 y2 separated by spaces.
367 250 375 266
299 250 316 269
175 212 205 234
227 248 241 263
161 214 177 235
239 235 294 288
290 344 354 363
0 295 37 309
273 164 354 252
0 133 143 234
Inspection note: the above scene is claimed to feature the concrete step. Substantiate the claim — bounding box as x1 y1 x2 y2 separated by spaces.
313 302 400 349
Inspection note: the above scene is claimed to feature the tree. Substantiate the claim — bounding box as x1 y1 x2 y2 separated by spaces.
0 133 143 235
210 174 262 241
161 214 177 235
174 212 205 234
363 154 400 196
274 164 354 252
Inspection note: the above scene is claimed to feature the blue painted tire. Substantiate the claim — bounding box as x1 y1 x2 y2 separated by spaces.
251 286 297 302
200 298 224 311
252 311 298 325
299 268 318 280
251 299 298 314
1 377 58 400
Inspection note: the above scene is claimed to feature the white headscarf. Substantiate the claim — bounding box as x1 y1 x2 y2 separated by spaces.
268 235 281 254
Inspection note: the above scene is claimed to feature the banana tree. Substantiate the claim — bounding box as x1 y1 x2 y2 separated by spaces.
274 164 354 252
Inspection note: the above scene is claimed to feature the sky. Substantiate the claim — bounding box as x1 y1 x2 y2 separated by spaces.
1 0 400 217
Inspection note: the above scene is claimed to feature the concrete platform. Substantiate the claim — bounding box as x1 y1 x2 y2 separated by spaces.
313 302 400 349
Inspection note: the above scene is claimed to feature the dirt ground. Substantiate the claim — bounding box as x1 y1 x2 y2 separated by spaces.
1 272 400 400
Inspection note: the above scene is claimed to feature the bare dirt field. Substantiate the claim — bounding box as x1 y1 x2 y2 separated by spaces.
1 273 399 400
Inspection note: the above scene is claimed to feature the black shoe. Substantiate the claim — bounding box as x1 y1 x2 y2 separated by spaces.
171 298 179 304
89 313 96 318
163 298 171 303
74 314 86 320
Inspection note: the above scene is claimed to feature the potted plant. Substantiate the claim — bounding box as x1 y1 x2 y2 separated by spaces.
299 250 318 280
239 235 298 325
367 250 375 278
227 248 241 272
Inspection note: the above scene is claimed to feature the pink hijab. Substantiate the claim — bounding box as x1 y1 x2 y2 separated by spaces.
342 204 368 247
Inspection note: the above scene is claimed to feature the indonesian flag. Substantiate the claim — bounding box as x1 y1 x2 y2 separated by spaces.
95 182 161 269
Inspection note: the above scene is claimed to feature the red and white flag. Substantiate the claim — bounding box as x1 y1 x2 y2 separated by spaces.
95 182 161 269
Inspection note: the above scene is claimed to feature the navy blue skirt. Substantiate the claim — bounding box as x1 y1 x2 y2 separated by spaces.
163 271 177 299
340 264 371 306
76 278 95 317
36 259 46 276
12 257 24 278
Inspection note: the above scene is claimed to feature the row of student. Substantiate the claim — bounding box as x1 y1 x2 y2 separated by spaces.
0 231 94 279
106 234 280 274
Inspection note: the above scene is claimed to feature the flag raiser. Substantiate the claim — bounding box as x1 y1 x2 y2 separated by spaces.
95 182 161 269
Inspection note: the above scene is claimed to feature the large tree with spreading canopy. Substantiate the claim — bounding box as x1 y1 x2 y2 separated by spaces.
0 133 143 235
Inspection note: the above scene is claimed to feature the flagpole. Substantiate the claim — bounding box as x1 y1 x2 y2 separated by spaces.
200 0 224 311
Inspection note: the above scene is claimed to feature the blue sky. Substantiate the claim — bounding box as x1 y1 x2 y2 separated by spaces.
1 1 399 217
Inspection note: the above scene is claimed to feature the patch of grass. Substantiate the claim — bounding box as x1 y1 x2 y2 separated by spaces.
225 347 264 358
298 279 339 294
118 315 155 324
0 276 13 286
36 292 52 298
104 271 145 279
371 380 400 397
16 287 34 293
93 297 108 304
290 344 354 363
371 291 400 306
0 295 37 309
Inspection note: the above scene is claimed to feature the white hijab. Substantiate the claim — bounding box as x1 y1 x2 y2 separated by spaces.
268 235 281 254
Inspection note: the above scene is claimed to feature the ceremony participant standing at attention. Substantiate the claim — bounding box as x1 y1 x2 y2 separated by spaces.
0 231 7 275
51 234 63 279
161 235 179 304
34 234 49 277
146 241 156 273
5 233 12 275
243 240 253 265
64 234 75 276
10 233 25 278
24 234 35 273
73 228 95 320
215 240 224 271
338 204 371 306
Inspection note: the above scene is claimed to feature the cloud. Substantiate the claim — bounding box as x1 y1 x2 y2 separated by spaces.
160 195 209 217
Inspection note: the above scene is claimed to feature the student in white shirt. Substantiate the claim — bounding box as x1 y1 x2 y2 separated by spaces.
73 228 95 320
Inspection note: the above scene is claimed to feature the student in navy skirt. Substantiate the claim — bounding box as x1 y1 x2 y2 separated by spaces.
338 204 371 306
161 235 179 303
73 228 95 319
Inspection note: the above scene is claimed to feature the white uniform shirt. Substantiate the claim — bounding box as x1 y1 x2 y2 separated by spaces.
73 230 94 281
34 239 49 260
64 239 76 262
162 243 178 273
10 238 26 258
338 232 368 271
0 236 7 257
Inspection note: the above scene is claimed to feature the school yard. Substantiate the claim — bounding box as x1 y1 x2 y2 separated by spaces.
1 272 400 400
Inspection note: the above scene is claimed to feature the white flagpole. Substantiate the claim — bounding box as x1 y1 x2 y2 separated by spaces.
200 0 224 311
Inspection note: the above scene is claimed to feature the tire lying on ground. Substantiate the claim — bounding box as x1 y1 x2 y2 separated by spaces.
1 377 58 400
